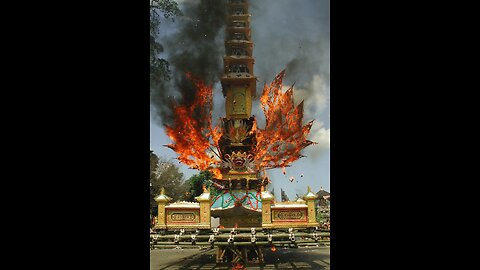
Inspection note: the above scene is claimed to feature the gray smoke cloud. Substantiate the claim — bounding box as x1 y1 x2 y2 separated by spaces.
250 0 330 159
151 0 330 148
150 0 227 126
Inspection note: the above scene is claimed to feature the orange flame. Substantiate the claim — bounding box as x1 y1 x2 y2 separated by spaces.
164 70 315 178
164 72 222 177
232 263 246 270
255 70 316 169
249 120 257 135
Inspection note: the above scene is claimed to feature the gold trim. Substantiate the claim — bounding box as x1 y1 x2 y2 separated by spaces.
165 224 210 229
264 223 320 229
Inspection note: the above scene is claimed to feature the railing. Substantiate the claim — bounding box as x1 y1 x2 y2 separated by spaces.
150 227 330 249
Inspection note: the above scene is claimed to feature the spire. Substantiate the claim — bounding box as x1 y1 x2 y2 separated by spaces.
261 187 274 201
154 187 172 203
196 185 211 202
303 186 318 200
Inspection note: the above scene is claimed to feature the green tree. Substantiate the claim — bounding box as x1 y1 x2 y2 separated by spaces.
316 208 323 223
150 150 159 214
150 0 182 83
184 171 213 202
150 151 187 215
150 150 159 178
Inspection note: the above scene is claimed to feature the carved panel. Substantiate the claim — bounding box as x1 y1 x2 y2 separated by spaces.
272 209 307 222
166 209 200 224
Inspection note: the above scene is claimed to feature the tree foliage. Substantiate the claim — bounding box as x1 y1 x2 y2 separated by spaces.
150 0 182 84
184 171 213 202
281 188 290 202
150 151 187 214
150 150 159 178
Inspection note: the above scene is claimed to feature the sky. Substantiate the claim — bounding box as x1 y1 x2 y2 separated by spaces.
150 0 330 200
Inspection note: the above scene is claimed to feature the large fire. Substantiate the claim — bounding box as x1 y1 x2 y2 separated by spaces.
255 70 316 169
164 70 315 178
164 73 222 178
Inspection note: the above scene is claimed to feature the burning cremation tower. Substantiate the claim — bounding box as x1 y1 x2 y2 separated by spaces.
152 1 326 264
211 0 262 227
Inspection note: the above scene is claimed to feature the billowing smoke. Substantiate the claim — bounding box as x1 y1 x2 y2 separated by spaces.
151 0 330 155
150 0 227 126
250 0 330 158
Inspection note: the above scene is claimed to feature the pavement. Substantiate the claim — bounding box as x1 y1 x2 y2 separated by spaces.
150 246 330 270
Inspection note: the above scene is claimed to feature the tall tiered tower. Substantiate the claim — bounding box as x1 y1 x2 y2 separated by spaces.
221 0 256 119
210 0 263 227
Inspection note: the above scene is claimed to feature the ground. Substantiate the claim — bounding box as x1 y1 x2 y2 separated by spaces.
150 246 330 270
